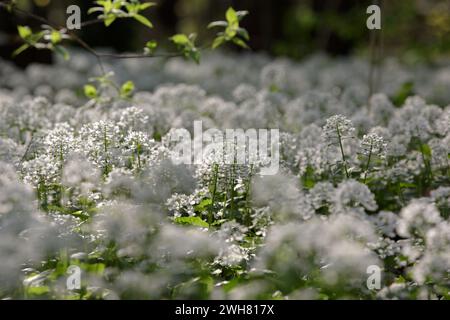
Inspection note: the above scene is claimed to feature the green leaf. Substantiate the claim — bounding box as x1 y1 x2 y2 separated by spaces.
112 0 122 10
170 34 190 45
87 7 104 15
210 219 227 226
212 36 226 49
133 14 153 28
170 33 200 63
29 31 45 45
393 81 414 107
232 37 249 49
139 2 156 10
237 28 250 41
188 49 200 64
120 80 135 97
26 286 50 296
144 40 158 55
195 198 212 212
174 216 209 228
54 45 70 60
104 15 117 27
80 262 105 274
50 30 62 44
18 25 32 39
236 10 249 20
225 26 237 39
125 3 136 13
84 84 98 99
226 7 238 25
12 43 30 57
207 21 228 29
421 144 432 157
103 0 113 12
146 40 157 50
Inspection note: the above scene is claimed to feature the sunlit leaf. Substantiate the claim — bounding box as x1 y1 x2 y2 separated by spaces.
84 84 98 99
174 216 209 228
170 34 190 45
207 21 228 29
12 43 30 57
133 14 153 28
18 25 32 39
50 30 62 44
120 80 135 97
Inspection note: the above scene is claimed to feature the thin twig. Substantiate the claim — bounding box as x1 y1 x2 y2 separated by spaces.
98 52 182 59
79 18 104 28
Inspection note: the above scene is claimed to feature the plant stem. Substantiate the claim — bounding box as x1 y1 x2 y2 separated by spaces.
363 143 373 183
336 125 349 179
208 163 219 224
244 165 253 226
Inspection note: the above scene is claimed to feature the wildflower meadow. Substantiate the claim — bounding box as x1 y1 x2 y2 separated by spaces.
0 0 449 301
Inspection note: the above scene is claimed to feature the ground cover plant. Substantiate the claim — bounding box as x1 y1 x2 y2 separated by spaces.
0 0 450 300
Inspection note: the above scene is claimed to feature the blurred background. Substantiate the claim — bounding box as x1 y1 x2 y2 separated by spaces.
0 0 449 67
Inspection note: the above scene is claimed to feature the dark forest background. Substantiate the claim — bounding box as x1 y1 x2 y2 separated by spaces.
0 0 449 67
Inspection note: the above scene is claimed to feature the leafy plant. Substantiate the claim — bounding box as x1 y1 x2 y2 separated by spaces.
4 1 250 100
87 0 156 27
208 7 250 49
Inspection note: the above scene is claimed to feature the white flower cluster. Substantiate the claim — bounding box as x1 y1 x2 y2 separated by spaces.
0 51 449 300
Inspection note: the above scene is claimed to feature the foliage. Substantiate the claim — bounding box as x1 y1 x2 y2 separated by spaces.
0 52 449 299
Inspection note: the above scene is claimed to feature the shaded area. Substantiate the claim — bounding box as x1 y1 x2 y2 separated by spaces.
0 0 449 67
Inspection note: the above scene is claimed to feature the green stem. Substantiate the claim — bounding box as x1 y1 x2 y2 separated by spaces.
244 165 253 226
103 125 109 175
208 163 219 225
418 139 432 185
336 125 349 179
363 143 373 183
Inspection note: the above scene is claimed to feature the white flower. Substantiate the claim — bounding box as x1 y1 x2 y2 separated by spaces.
360 133 387 158
331 180 378 215
397 200 442 238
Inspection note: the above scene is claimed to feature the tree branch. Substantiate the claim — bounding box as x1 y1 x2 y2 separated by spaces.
0 0 182 71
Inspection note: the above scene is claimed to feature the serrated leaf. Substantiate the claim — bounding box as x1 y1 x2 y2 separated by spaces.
133 14 153 28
